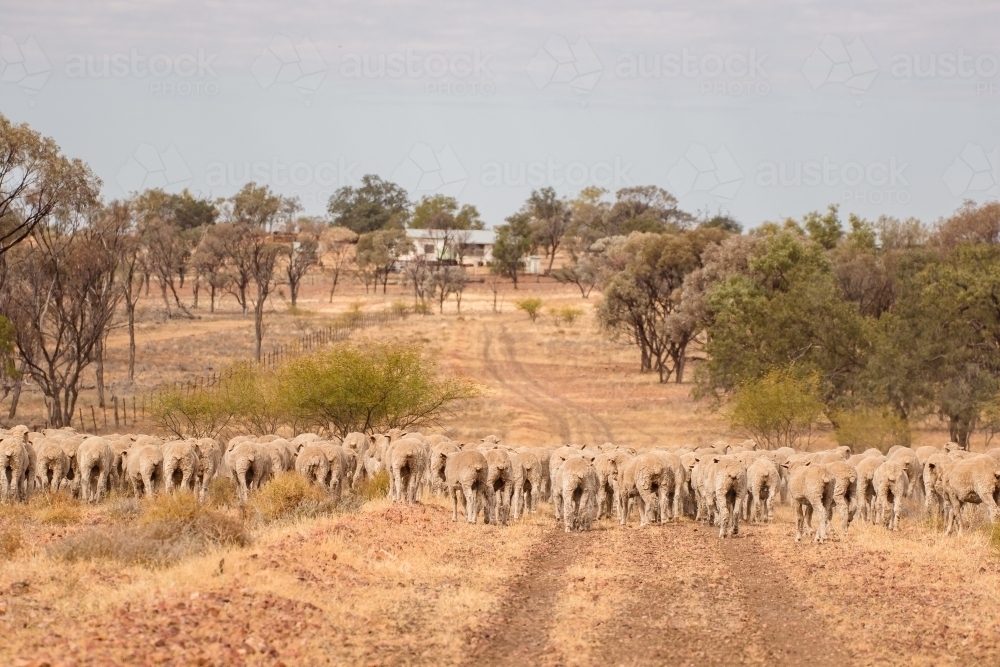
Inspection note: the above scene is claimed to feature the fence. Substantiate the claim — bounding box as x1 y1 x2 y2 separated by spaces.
71 309 406 434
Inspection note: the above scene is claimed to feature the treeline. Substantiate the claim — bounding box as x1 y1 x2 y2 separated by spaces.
621 202 1000 449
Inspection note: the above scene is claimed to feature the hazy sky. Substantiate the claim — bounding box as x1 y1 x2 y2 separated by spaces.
2 1 998 227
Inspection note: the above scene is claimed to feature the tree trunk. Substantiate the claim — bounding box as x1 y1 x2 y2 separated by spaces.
949 414 974 450
329 272 339 302
7 360 27 419
127 299 137 382
290 278 299 307
95 335 106 408
192 277 200 308
209 284 216 314
254 287 266 362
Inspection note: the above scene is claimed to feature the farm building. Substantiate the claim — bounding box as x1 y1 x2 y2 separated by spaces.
401 228 496 266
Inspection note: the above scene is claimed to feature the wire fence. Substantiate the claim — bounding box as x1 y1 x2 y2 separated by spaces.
69 310 405 434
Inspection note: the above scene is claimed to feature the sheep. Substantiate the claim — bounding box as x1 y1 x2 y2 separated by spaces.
77 436 114 503
889 447 923 500
923 452 953 521
387 437 426 504
691 455 719 525
125 444 165 498
745 456 779 523
943 455 1000 535
825 460 858 535
338 447 358 491
592 451 619 520
484 448 514 525
504 449 526 519
0 429 31 502
548 445 580 493
193 438 223 503
320 444 349 497
873 460 909 531
33 439 68 493
260 439 293 474
295 444 332 490
533 447 554 500
444 449 488 523
786 461 834 542
57 435 84 496
853 455 885 523
225 441 271 502
679 452 701 517
652 448 686 521
162 439 200 494
711 456 747 539
105 435 136 491
817 446 851 464
552 455 598 532
617 452 669 528
514 447 543 513
428 441 460 495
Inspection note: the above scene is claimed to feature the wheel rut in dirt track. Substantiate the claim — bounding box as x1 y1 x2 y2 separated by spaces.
588 522 851 667
480 326 571 442
717 530 853 667
466 526 592 666
481 323 614 445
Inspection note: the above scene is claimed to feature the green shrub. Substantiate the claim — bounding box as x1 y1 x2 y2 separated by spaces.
390 300 411 317
516 297 544 322
834 407 910 454
275 340 478 436
728 368 824 449
549 305 584 326
413 302 431 315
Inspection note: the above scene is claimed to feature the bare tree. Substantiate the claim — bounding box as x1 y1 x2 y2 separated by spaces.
141 218 193 317
283 231 320 307
0 114 95 258
321 226 358 301
191 223 231 313
2 204 125 426
402 253 432 307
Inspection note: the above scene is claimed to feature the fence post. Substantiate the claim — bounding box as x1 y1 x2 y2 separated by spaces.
114 396 120 427
78 407 84 433
91 405 98 433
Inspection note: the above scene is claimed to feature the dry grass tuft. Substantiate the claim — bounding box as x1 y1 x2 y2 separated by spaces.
0 525 22 558
47 492 248 568
206 476 239 508
34 491 83 525
355 470 390 501
248 471 334 523
105 494 143 524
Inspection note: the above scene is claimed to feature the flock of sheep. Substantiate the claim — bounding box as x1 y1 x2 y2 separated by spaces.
411 434 1000 540
2 424 1000 543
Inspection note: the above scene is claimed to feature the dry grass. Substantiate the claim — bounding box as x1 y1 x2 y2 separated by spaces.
34 491 83 525
355 470 390 501
247 471 336 524
0 525 21 558
46 492 248 568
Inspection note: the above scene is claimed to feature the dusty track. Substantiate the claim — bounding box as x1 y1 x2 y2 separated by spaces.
479 323 615 445
469 520 853 666
466 526 592 665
